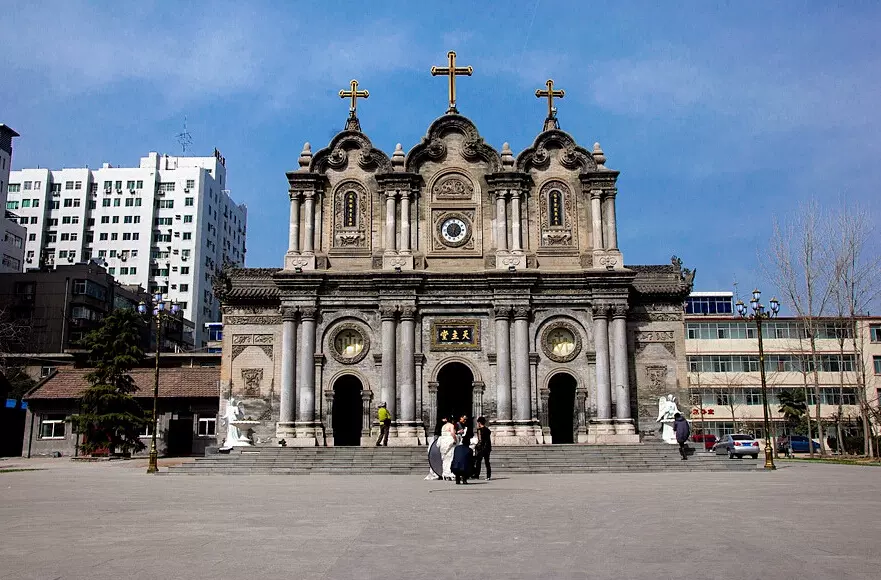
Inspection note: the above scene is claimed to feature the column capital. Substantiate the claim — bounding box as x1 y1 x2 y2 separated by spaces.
493 305 512 320
400 190 411 201
591 303 611 319
280 307 297 322
399 304 417 319
512 306 530 320
590 189 603 200
510 190 522 200
303 190 316 200
493 189 508 201
288 189 301 201
379 304 397 320
428 381 439 394
385 190 398 200
611 303 628 318
300 306 318 320
603 188 618 199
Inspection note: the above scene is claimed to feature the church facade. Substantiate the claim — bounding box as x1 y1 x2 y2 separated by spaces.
216 59 693 447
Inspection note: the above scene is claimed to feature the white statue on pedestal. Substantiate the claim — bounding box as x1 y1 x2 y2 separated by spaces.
221 396 247 450
656 395 681 444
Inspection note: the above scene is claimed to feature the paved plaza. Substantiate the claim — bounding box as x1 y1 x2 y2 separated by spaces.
0 459 879 580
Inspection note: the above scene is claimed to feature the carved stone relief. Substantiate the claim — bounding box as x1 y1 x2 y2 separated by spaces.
431 174 474 201
232 343 274 361
540 320 583 363
241 368 264 397
226 316 282 325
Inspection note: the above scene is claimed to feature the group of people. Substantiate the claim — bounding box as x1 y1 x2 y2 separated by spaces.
437 414 492 484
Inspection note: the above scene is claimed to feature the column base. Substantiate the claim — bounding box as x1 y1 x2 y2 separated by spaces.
382 254 414 271
588 420 640 444
496 252 526 270
491 420 515 437
284 252 316 271
614 419 637 435
276 421 297 440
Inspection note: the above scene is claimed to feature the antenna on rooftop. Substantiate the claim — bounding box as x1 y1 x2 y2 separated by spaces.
176 116 193 155
733 274 740 302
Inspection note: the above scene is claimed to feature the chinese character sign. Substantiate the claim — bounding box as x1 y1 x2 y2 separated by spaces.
430 319 480 351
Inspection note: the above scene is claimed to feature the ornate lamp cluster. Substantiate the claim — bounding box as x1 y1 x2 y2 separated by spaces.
735 288 780 470
138 294 180 474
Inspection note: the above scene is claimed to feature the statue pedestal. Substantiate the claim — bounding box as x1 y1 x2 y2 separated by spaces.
222 420 260 449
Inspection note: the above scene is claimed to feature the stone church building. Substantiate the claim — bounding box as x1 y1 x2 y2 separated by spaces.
217 67 693 447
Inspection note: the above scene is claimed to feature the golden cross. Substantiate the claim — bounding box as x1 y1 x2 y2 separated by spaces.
430 51 473 113
339 79 369 115
535 79 565 120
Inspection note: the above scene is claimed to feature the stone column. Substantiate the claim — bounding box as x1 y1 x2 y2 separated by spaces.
288 194 301 254
495 191 508 251
427 382 439 436
297 307 317 429
360 390 373 439
323 390 334 440
277 308 297 436
398 305 417 437
472 381 485 423
384 192 397 254
380 305 397 418
314 192 323 252
611 305 635 435
302 192 315 254
400 191 411 254
512 307 531 432
603 191 618 250
510 191 523 252
592 304 614 434
590 190 604 251
494 305 513 435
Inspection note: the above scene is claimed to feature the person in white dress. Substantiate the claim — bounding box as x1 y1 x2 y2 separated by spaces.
438 416 458 481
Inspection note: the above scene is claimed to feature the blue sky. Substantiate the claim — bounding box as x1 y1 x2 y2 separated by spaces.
3 1 879 303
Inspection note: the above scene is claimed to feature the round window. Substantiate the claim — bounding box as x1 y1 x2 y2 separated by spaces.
548 328 576 357
334 329 364 358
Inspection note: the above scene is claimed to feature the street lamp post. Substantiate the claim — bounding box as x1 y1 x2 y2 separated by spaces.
138 293 180 474
736 289 780 471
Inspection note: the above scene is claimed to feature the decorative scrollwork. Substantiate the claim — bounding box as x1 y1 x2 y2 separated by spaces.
241 369 264 397
515 129 594 173
432 174 474 199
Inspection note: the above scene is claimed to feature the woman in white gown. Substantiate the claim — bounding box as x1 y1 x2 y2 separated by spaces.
438 416 458 481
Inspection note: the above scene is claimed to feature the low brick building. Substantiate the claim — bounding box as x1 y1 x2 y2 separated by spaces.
23 367 219 457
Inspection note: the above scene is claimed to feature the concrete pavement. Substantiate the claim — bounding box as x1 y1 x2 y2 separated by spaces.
0 458 878 580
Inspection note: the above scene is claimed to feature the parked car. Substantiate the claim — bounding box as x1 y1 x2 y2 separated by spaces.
691 433 718 451
712 434 760 459
777 435 821 454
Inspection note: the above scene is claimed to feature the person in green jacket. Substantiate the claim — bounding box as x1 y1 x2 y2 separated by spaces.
376 402 392 446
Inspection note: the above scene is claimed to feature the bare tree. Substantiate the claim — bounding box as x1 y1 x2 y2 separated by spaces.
829 205 881 456
769 200 838 455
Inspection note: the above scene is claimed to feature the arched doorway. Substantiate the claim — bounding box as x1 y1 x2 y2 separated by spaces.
332 375 363 446
548 373 577 444
436 362 474 436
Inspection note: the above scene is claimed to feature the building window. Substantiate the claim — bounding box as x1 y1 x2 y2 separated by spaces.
156 199 174 209
135 198 142 207
111 233 118 241
126 180 135 190
5 201 18 210
136 180 143 189
129 267 137 275
124 216 133 224
186 179 195 189
875 356 881 375
125 198 134 207
715 392 731 406
112 216 120 224
132 233 139 240
28 233 36 241
115 181 122 190
99 233 109 241
185 197 194 206
140 422 154 438
102 198 112 207
180 267 189 275
182 232 192 240
179 284 189 292
74 181 82 190
65 181 74 190
197 416 216 437
159 182 175 192
39 414 66 439
122 232 131 240
21 199 31 207
871 325 881 343
113 198 121 207
183 215 193 223
101 216 110 224
8 183 20 193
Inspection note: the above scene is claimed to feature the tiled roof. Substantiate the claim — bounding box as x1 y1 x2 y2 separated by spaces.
25 368 220 400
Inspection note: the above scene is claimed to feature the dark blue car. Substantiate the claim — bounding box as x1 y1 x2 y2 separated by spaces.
779 436 820 453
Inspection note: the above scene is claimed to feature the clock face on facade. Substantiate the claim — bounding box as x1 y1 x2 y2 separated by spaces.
440 217 469 245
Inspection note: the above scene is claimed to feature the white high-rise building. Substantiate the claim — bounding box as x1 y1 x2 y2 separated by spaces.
0 124 26 273
7 150 247 346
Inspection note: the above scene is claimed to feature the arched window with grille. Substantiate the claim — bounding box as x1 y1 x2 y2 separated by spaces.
548 189 564 226
343 190 357 228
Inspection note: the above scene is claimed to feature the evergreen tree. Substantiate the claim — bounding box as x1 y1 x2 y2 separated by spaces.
70 309 147 455
777 389 808 436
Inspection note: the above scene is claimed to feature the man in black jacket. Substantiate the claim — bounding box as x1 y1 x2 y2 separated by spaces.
473 416 492 480
674 413 691 460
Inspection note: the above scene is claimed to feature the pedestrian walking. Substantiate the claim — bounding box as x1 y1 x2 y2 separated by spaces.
473 416 492 480
375 402 392 446
674 412 690 460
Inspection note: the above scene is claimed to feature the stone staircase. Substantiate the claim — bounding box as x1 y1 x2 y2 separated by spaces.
166 442 758 475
